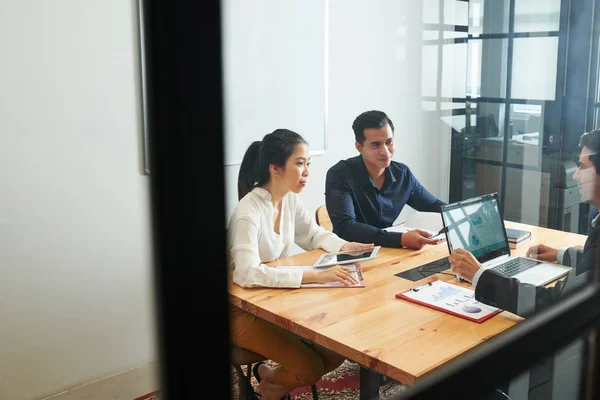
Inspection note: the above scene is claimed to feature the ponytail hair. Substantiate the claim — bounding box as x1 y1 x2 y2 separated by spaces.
237 141 262 200
237 128 308 200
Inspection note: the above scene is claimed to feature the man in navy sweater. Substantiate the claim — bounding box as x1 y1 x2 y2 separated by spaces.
325 110 446 249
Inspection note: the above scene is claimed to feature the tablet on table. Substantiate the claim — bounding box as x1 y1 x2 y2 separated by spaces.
312 246 381 268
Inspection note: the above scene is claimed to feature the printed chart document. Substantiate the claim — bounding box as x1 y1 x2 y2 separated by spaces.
395 278 501 323
276 264 365 288
384 211 444 238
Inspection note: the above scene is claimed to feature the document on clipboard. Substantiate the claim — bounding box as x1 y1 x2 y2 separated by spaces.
276 264 366 288
395 278 501 323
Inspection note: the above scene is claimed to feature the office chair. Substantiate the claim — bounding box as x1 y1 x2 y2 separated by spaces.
231 346 319 400
525 114 541 133
315 205 333 232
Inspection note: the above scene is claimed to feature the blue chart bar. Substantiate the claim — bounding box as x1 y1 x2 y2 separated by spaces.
432 285 462 302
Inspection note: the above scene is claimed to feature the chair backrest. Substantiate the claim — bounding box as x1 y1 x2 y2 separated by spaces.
315 205 333 232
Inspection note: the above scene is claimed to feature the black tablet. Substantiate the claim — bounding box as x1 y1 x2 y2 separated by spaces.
312 246 381 268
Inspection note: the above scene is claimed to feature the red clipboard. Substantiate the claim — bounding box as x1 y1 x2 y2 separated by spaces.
395 277 502 323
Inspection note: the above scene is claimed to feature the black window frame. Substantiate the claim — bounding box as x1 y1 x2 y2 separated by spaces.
145 1 600 399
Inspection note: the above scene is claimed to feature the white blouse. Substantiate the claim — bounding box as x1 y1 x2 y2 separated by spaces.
227 187 346 288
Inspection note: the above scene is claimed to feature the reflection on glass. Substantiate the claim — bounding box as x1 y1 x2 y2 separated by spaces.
515 0 561 33
467 40 482 98
469 0 509 35
511 104 542 134
506 167 547 225
443 31 468 39
440 109 475 133
512 37 559 100
444 0 468 26
467 39 508 98
449 103 505 202
421 45 438 97
422 0 439 24
422 101 436 111
442 43 468 98
441 102 469 110
478 328 593 399
473 103 503 139
474 101 546 224
422 30 439 41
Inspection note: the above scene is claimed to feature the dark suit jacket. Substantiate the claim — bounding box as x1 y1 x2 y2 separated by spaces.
475 223 599 318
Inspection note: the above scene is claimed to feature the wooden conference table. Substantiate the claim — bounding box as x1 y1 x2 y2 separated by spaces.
228 221 587 396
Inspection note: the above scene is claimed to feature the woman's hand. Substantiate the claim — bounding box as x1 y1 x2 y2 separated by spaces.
448 248 482 282
302 265 359 286
340 242 375 253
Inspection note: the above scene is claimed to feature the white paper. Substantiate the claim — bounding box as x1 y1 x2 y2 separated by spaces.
383 224 412 233
401 280 500 320
384 211 443 235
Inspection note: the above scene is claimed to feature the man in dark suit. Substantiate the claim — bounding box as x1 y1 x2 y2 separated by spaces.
449 129 600 317
450 130 600 400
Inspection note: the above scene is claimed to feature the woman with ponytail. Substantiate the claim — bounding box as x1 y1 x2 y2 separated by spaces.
228 128 374 400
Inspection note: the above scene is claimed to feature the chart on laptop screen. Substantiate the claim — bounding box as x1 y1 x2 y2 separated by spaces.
443 198 506 258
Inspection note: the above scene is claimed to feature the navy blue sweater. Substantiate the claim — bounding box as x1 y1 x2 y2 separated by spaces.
325 156 445 248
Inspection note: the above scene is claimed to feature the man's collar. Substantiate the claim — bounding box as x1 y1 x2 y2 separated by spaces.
592 213 600 228
357 157 397 187
355 157 372 186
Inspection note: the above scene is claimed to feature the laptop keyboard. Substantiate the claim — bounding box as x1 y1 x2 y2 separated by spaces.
490 257 542 277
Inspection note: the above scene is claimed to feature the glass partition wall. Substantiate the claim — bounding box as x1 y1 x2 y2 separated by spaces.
423 0 597 234
411 0 600 398
144 1 600 399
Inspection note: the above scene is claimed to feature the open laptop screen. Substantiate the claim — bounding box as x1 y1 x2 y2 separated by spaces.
440 193 511 264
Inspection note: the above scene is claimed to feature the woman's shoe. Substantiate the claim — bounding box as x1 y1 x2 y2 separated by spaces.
252 361 266 383
252 362 290 400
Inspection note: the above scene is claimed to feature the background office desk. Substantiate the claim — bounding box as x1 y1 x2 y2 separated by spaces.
228 221 587 395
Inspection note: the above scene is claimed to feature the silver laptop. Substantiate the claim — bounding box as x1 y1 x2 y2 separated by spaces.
440 193 572 286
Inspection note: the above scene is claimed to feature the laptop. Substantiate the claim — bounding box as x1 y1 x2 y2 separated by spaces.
440 193 572 286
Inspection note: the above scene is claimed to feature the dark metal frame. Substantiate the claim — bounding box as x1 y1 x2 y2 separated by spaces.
144 0 230 398
588 0 600 130
144 1 600 399
136 0 151 175
431 0 567 213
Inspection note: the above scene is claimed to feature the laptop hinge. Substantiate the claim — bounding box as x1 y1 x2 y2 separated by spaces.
483 254 510 267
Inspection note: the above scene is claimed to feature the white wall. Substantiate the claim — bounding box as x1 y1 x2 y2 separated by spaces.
0 1 156 399
224 0 451 241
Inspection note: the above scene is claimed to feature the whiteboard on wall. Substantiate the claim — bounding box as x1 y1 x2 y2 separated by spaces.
222 0 328 165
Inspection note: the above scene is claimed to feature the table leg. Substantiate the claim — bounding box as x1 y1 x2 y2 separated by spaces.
359 366 382 400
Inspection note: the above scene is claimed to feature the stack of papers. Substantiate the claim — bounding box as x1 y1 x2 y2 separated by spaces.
383 211 444 237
